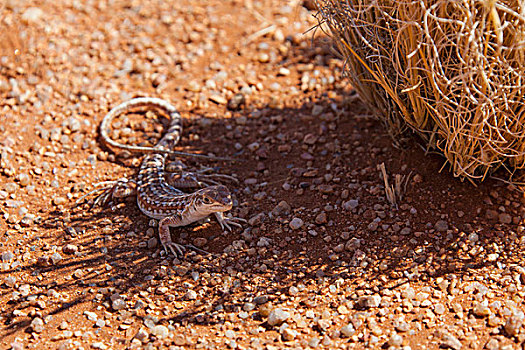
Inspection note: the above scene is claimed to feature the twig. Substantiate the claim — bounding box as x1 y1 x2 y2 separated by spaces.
246 25 276 44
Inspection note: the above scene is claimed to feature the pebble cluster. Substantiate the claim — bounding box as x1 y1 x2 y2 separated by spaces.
1 1 525 350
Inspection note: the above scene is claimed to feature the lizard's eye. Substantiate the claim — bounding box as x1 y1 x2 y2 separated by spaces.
202 197 212 204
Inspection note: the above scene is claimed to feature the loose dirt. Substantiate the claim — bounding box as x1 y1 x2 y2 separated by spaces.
1 1 525 349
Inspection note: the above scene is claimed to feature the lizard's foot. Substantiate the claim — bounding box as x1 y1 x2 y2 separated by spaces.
94 178 136 206
214 212 247 231
165 161 239 189
74 178 136 207
159 217 189 257
162 242 186 257
197 172 239 184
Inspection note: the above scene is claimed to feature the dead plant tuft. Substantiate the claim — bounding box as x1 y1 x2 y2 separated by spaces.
315 0 525 181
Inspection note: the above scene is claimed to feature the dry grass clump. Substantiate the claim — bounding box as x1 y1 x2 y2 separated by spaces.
314 0 525 181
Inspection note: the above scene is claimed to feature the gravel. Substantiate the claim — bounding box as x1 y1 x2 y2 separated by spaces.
289 217 304 230
504 312 524 336
357 295 381 308
2 1 524 349
267 308 290 326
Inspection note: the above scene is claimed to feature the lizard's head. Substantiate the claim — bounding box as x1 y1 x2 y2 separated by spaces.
195 185 233 213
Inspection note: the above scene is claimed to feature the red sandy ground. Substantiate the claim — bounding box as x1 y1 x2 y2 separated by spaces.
1 1 525 349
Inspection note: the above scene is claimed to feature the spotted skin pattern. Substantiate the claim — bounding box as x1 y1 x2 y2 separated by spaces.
99 97 244 256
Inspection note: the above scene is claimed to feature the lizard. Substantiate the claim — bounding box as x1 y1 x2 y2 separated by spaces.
86 97 245 256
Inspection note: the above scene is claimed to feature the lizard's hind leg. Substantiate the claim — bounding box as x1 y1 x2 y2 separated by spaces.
75 178 137 207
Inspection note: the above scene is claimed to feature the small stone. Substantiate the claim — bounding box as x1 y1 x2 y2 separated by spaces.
272 201 291 216
467 233 479 243
357 295 381 308
395 321 410 332
37 256 51 267
22 7 44 23
486 209 498 220
84 311 98 321
227 93 245 110
59 321 69 330
473 302 491 317
282 328 297 341
4 276 16 287
278 67 290 76
30 317 44 333
257 237 271 247
267 308 290 326
185 290 197 300
187 80 201 92
50 252 62 264
53 197 67 206
9 339 23 350
73 269 84 279
243 302 256 311
499 213 512 224
193 237 208 247
438 331 462 350
1 251 14 262
152 325 169 339
434 303 446 315
315 212 327 224
4 182 18 193
235 116 247 125
248 213 265 226
312 105 323 116
17 174 30 187
345 237 361 251
435 220 449 232
253 295 268 304
388 333 403 346
62 244 78 255
317 185 333 194
484 339 499 350
340 324 355 337
269 82 281 91
65 117 82 132
156 286 168 295
487 315 501 327
504 312 524 336
343 199 359 211
303 133 317 145
334 244 345 253
112 298 126 311
257 52 269 63
19 284 31 296
209 94 227 105
487 253 499 261
147 237 158 249
134 328 149 342
300 152 314 160
308 337 320 348
289 217 304 230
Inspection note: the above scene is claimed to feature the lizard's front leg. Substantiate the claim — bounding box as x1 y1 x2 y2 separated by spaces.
214 212 247 231
158 216 187 256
